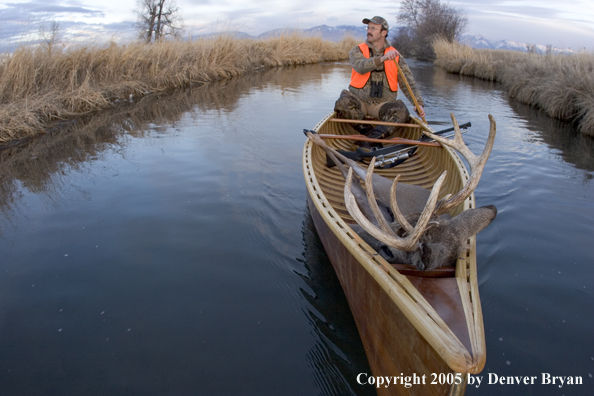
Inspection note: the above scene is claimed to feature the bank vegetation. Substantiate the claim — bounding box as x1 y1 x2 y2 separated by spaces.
433 38 594 136
0 34 357 144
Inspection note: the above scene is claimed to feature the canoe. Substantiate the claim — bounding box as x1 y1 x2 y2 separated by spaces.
302 113 486 396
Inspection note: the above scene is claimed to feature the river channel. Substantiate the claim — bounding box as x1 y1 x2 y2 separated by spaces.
1 60 593 396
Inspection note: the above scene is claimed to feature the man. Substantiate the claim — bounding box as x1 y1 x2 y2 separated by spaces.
335 16 426 139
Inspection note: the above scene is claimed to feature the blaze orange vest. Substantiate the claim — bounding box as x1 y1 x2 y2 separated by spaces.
350 43 399 91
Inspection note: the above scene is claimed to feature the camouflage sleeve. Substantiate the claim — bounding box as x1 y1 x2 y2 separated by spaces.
349 46 378 74
397 57 424 107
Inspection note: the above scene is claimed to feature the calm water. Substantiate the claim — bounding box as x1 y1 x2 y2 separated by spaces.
0 61 593 396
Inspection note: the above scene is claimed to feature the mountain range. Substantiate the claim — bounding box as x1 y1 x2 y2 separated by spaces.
194 25 367 42
459 34 575 54
197 25 574 55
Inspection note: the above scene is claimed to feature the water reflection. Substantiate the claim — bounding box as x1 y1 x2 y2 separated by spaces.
0 62 375 395
0 63 349 228
298 207 374 396
507 99 594 175
1 60 592 396
415 59 594 177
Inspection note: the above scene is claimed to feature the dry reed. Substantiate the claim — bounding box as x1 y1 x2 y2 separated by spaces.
0 34 358 143
433 38 594 136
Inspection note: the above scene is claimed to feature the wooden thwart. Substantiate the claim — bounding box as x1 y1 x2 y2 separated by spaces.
316 133 441 147
329 118 422 128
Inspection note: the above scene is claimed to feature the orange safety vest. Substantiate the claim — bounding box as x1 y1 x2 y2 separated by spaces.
350 43 399 91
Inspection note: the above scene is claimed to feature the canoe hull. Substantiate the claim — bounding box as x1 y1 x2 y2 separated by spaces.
308 194 467 396
302 112 486 396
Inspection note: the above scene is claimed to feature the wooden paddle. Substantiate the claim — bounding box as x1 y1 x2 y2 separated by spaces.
394 59 426 123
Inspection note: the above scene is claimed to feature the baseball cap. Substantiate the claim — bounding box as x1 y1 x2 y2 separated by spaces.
363 16 389 30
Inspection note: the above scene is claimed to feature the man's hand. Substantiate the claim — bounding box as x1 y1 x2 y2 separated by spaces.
415 104 426 118
380 50 400 62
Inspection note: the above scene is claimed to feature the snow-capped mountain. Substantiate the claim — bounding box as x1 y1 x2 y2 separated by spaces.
193 25 366 42
460 34 493 49
460 34 575 54
257 25 367 42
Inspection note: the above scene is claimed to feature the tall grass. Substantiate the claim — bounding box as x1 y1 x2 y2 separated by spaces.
0 34 358 143
433 38 594 136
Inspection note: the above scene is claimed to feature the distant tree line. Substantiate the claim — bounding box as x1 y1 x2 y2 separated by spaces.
392 0 468 61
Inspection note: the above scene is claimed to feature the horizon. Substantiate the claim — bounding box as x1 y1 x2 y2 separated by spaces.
199 26 581 51
1 1 593 52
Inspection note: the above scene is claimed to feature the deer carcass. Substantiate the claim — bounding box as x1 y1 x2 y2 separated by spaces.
306 114 497 271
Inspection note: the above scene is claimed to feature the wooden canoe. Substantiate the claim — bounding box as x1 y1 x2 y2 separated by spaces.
302 113 486 396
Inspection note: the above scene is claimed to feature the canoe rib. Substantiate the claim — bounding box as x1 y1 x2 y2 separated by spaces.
303 112 486 390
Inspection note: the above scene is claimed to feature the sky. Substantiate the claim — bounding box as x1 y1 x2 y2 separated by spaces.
1 0 593 51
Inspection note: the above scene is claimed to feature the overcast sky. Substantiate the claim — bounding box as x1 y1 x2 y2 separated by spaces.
1 0 593 51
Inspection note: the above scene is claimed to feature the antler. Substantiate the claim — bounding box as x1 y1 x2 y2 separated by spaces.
364 157 398 237
423 114 497 215
344 161 447 252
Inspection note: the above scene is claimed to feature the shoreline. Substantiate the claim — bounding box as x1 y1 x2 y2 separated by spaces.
433 38 594 137
0 34 357 145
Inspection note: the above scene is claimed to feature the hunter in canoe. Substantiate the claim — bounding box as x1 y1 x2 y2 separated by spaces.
334 16 427 142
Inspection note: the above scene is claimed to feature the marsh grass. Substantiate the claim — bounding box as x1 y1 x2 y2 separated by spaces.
433 38 594 136
0 34 358 143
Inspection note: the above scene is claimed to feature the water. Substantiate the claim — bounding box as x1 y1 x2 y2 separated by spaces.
0 61 593 395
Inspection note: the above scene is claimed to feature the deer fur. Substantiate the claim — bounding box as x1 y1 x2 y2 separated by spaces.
350 205 497 270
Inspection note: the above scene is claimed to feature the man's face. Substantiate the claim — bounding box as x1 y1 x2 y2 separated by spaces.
366 22 386 45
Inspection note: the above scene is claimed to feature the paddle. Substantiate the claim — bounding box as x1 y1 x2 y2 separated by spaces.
394 59 426 123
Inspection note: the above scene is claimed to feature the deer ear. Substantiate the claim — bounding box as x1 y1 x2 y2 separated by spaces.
446 205 497 241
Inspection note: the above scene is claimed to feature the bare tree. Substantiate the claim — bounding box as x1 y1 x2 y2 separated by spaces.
394 0 468 60
39 20 61 54
136 0 183 43
526 43 537 54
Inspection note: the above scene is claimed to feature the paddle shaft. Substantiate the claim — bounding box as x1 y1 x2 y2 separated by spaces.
394 59 426 123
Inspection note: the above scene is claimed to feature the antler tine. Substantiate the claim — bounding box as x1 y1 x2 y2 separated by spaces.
405 171 447 243
365 158 398 237
423 114 497 215
345 168 447 252
389 175 414 234
388 173 447 235
345 168 407 249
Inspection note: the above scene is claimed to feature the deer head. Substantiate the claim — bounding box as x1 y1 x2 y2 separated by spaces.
307 114 497 270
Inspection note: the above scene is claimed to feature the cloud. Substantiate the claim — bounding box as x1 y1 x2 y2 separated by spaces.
0 1 135 48
1 0 592 51
2 1 104 19
0 0 134 49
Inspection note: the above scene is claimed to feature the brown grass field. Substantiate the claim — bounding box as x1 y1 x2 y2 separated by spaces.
0 34 358 144
433 38 594 136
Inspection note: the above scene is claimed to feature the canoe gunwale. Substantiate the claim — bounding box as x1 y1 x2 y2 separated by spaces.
302 112 486 375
